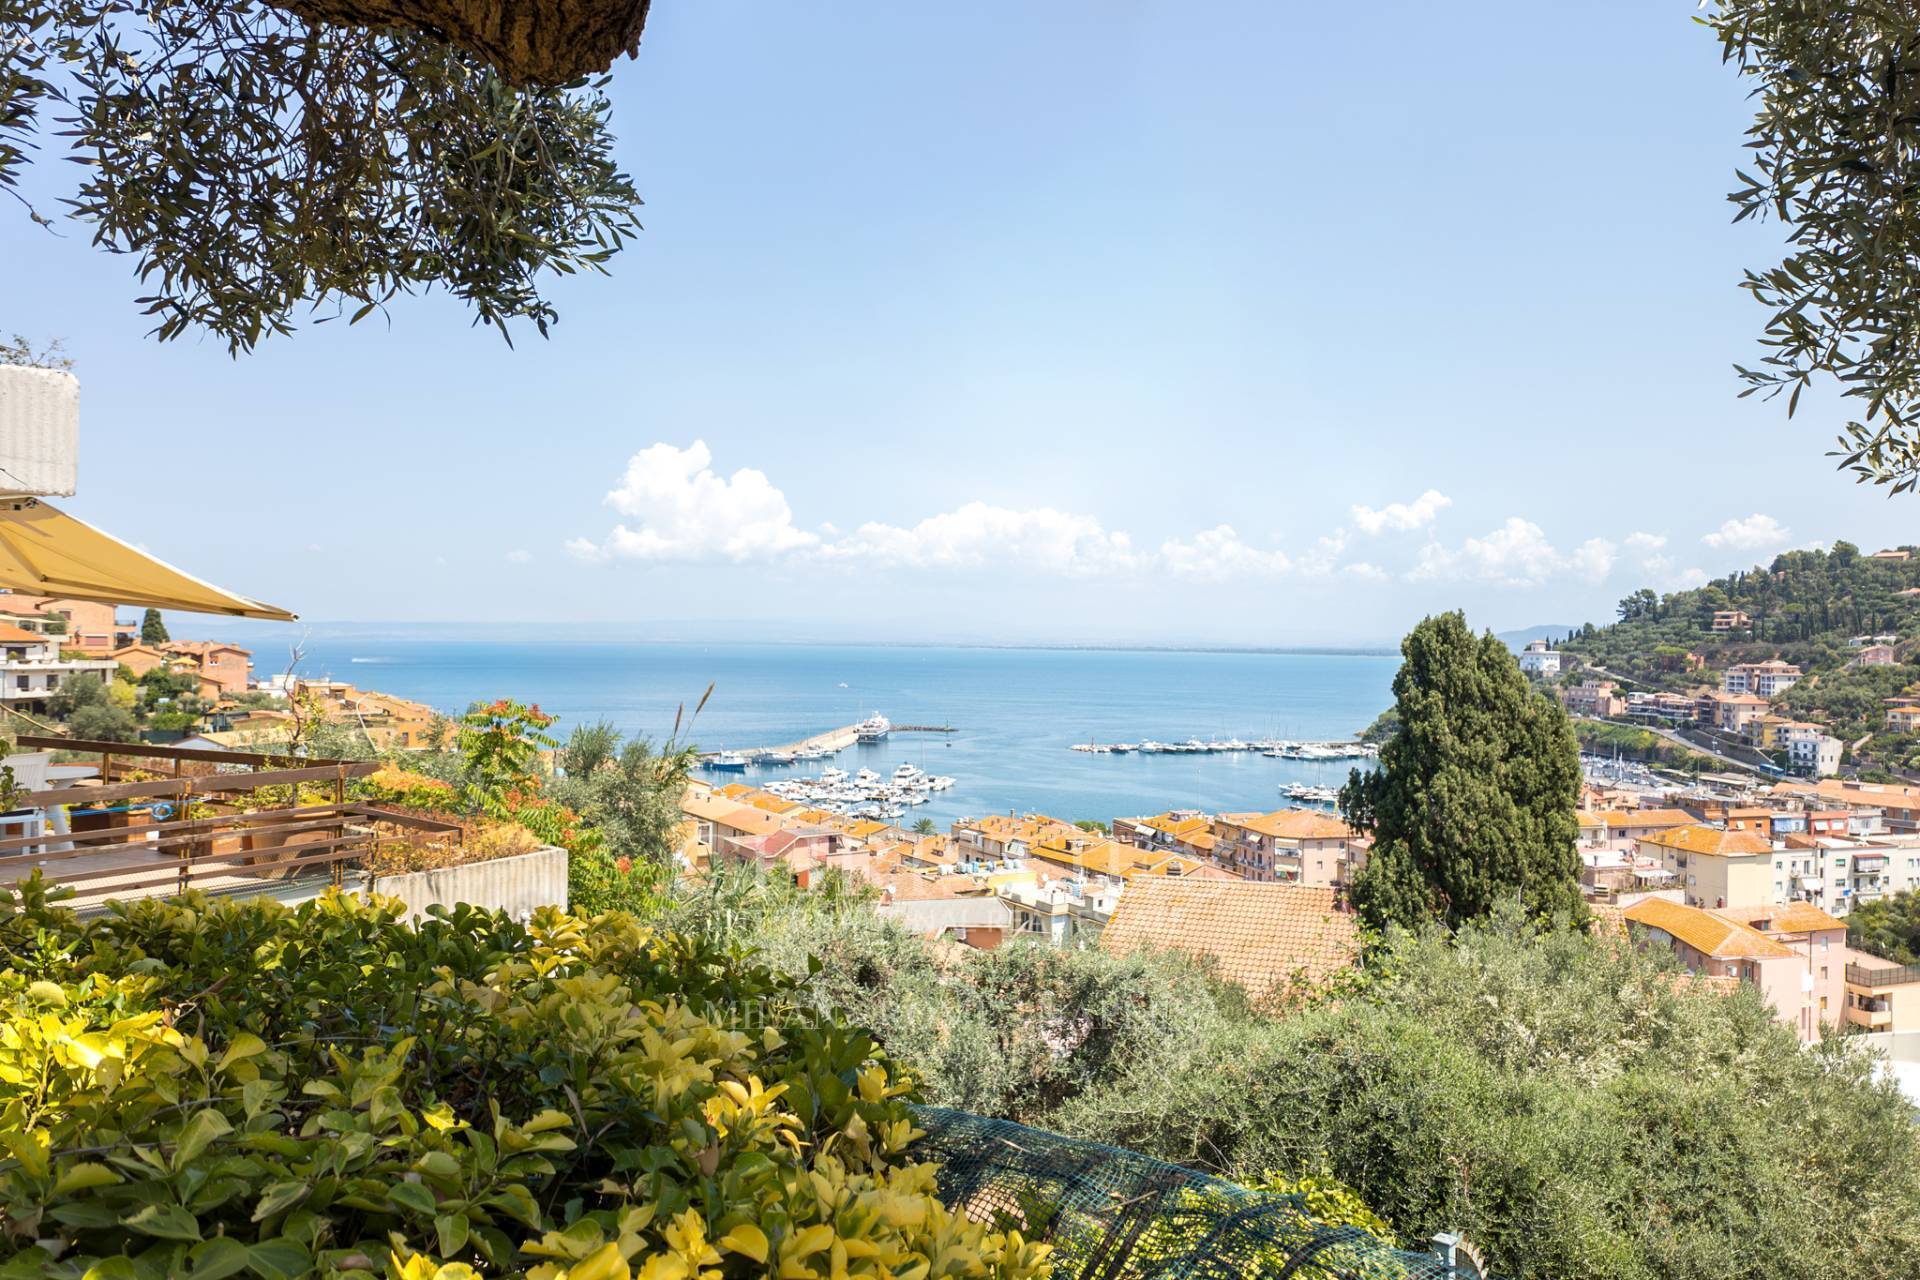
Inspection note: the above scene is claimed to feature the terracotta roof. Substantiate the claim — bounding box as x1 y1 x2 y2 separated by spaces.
1593 808 1693 829
716 805 784 837
1640 824 1772 857
1711 902 1846 936
682 792 746 824
1101 880 1359 1004
1027 834 1140 878
1225 809 1354 841
0 623 47 643
1624 898 1796 959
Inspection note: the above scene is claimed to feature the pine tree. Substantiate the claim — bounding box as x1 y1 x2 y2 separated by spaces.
140 609 168 645
1340 612 1584 932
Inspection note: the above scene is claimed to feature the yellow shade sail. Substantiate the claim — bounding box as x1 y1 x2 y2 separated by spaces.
0 498 296 621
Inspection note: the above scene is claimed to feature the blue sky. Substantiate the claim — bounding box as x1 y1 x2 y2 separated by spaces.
5 1 1909 648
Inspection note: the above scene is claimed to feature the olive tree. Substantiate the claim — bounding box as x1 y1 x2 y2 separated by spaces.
1710 1 1920 491
1 0 650 349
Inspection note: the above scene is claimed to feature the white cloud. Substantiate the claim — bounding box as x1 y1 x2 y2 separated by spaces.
1671 566 1710 590
823 502 1142 575
1702 513 1791 552
1160 526 1292 581
1409 518 1615 588
1625 531 1667 556
506 549 531 564
1351 489 1452 535
568 440 819 563
1346 562 1389 582
1297 530 1348 577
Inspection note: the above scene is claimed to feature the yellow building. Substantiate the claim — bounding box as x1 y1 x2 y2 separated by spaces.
1843 951 1920 1033
1636 824 1775 910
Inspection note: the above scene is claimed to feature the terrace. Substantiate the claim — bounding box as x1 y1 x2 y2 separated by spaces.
0 735 466 912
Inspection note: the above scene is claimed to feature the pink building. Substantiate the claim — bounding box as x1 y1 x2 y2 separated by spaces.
1624 898 1846 1040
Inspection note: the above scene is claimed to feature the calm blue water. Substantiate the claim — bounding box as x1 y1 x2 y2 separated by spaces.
246 639 1395 826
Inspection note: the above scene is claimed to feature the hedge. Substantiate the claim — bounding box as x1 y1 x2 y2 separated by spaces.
0 876 1051 1280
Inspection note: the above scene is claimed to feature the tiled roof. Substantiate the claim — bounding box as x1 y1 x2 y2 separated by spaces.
1227 809 1354 841
681 792 746 824
0 623 47 643
1624 898 1796 959
1594 808 1693 829
716 805 785 837
1100 880 1359 1005
1711 901 1845 936
1640 824 1772 857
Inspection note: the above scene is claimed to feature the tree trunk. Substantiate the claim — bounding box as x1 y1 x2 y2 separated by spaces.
268 0 652 85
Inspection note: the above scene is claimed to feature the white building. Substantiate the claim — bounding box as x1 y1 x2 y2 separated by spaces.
1787 731 1843 778
1517 639 1561 678
1724 660 1803 698
0 623 115 704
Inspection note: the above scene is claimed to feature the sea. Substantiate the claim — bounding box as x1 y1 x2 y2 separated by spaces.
227 635 1397 827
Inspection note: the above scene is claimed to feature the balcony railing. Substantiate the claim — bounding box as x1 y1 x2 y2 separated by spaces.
2 735 464 909
1846 960 1920 988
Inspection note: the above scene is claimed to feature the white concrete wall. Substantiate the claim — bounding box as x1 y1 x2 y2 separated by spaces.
369 845 568 923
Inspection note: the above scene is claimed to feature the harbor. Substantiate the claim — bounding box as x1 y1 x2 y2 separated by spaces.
700 714 958 771
761 763 956 821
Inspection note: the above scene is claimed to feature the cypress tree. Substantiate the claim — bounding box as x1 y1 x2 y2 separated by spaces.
1341 611 1584 931
140 608 169 645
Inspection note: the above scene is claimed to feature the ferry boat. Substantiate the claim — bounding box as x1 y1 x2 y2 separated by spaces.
855 714 892 743
707 751 750 772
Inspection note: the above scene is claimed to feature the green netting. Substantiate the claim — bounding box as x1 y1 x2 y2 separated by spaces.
912 1107 1470 1280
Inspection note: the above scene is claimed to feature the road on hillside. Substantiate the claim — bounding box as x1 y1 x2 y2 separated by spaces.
1573 714 1766 776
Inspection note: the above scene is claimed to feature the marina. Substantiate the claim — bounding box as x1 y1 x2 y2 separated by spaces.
758 762 958 821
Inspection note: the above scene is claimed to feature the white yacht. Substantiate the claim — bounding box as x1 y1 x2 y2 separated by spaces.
707 751 750 772
856 714 892 743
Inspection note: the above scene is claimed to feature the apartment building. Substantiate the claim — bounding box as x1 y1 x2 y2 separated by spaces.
1211 809 1364 886
1723 660 1802 698
1562 680 1626 718
0 594 132 655
1624 898 1843 1041
1844 952 1920 1034
0 623 116 705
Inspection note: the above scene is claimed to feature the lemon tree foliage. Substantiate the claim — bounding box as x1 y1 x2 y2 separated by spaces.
0 878 1051 1280
1709 1 1920 490
0 0 643 351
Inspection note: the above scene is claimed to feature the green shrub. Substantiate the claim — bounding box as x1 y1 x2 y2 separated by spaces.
0 877 1051 1280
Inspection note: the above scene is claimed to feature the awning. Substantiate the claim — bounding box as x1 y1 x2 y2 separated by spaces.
0 498 295 621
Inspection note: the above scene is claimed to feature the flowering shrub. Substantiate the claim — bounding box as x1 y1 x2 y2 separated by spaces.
0 878 1052 1280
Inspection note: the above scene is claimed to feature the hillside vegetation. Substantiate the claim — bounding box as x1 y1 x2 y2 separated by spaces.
660 867 1920 1280
1558 542 1920 768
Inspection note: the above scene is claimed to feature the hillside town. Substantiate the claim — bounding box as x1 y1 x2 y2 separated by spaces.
674 747 1920 1048
0 591 442 752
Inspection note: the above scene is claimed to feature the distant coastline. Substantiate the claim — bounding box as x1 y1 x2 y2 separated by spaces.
203 620 1400 659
